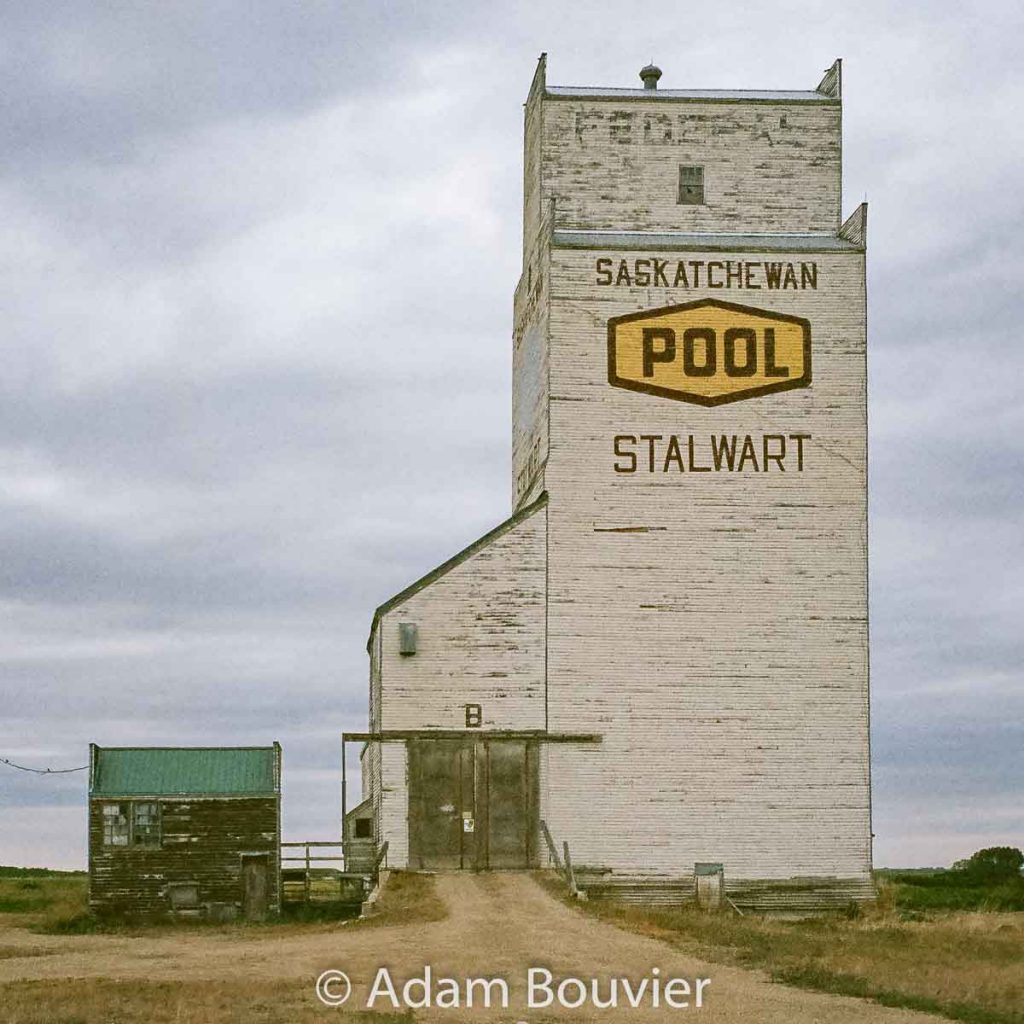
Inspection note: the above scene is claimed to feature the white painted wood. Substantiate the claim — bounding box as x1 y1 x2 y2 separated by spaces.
376 503 547 733
366 63 871 900
542 97 841 235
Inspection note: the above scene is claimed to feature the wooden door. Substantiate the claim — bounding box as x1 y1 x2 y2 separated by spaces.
241 854 269 921
408 739 476 870
408 738 538 870
481 740 537 869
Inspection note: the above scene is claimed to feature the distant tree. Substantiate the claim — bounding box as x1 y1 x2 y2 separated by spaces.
955 847 1024 882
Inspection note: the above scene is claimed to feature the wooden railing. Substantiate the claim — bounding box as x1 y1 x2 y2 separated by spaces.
279 839 390 905
280 841 352 904
373 840 389 876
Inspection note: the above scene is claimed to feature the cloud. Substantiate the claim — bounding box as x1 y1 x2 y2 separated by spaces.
2 1 1023 869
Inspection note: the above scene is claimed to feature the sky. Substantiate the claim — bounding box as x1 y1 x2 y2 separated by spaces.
1 1 1021 870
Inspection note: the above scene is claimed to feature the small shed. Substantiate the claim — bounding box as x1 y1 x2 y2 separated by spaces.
88 744 282 921
343 796 376 872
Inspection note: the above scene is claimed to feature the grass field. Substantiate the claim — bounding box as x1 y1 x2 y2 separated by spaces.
0 868 89 933
877 869 1024 914
540 873 1024 1024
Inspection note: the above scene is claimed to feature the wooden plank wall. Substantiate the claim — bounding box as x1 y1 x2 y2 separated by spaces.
376 505 547 733
541 97 842 234
542 244 870 884
88 797 280 917
377 742 409 867
366 70 871 902
368 502 547 869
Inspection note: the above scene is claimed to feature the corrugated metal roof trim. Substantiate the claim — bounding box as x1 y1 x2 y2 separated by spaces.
545 87 835 103
92 746 279 797
552 230 862 253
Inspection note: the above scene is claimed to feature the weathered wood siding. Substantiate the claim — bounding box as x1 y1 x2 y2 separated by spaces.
367 501 547 869
513 82 552 511
541 245 870 886
377 741 408 867
375 503 547 732
88 797 280 917
512 248 549 509
368 625 384 740
521 55 547 265
541 97 841 234
366 62 871 902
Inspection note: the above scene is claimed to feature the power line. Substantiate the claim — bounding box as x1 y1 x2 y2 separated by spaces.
1 757 88 775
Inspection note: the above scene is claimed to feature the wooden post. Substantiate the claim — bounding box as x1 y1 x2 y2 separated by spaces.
304 843 311 904
540 820 562 871
341 736 348 852
373 840 390 884
563 841 578 897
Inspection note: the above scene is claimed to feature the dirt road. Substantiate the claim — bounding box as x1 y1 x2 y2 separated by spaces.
0 873 941 1022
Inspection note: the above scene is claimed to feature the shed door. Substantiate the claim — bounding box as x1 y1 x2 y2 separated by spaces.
241 854 270 921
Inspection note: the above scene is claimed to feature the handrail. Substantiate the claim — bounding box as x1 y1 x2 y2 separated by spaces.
279 837 383 906
539 820 562 871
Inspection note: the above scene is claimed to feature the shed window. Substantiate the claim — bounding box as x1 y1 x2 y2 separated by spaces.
678 165 704 205
102 803 130 846
354 818 372 839
132 802 161 846
101 801 161 847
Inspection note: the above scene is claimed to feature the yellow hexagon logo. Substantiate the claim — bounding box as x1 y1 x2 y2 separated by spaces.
607 299 811 406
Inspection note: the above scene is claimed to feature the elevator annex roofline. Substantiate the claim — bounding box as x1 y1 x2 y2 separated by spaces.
365 491 549 652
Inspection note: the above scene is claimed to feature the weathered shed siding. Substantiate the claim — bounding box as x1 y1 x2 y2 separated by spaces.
88 797 280 917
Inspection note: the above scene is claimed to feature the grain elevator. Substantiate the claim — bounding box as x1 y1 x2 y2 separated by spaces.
351 56 872 909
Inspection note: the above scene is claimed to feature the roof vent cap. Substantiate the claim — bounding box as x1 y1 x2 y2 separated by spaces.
639 63 663 90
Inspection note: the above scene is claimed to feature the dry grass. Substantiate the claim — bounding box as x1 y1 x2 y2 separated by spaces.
0 946 57 960
355 869 447 929
0 978 412 1024
246 870 448 937
0 869 444 937
538 874 1024 1024
0 872 442 1021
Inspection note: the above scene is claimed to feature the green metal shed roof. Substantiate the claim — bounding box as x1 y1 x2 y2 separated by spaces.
91 746 279 797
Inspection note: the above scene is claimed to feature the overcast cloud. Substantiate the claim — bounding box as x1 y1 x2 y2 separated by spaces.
1 1 1021 869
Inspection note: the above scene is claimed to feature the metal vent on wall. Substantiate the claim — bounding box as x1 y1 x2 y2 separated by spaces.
398 622 418 655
